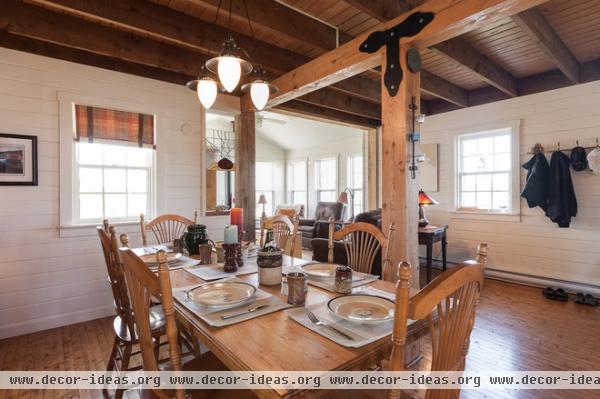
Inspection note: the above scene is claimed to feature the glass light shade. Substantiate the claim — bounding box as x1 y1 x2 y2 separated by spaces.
217 56 241 92
250 81 270 111
418 189 439 206
196 78 217 109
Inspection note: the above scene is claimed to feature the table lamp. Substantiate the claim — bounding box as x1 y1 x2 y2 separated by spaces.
258 194 267 218
418 189 438 227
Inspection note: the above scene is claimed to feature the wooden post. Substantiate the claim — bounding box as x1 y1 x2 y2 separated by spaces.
381 46 420 287
365 128 378 211
235 94 256 242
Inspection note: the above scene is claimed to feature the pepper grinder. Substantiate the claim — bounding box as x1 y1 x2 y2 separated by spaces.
222 243 239 273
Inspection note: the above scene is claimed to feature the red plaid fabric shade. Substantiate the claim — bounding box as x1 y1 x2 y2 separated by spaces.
74 105 155 148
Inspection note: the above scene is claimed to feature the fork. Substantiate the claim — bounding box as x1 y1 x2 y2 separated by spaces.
304 308 354 341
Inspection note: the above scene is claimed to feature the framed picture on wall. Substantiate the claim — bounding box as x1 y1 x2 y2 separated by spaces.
0 133 38 186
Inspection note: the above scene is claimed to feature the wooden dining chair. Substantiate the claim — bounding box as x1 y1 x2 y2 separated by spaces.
327 220 396 280
119 248 255 399
140 211 197 246
97 223 166 398
259 214 300 257
384 246 488 399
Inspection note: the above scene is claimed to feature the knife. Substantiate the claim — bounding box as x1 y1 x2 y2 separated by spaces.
220 304 269 320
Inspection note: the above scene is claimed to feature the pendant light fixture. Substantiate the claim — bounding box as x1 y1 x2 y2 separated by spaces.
186 0 278 109
186 66 220 109
241 67 278 111
206 34 253 93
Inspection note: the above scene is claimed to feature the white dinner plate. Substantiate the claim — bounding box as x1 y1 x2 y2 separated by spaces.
300 263 339 278
327 295 394 324
140 252 182 265
186 281 257 307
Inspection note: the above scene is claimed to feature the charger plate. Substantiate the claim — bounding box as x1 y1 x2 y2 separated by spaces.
186 281 257 307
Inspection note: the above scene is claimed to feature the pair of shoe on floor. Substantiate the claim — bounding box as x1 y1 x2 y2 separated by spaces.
543 287 598 306
574 292 599 306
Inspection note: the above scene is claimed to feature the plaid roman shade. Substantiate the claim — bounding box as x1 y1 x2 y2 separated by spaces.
74 105 155 148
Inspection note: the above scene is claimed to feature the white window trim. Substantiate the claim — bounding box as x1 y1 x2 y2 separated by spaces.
347 153 364 215
58 91 164 235
286 159 308 207
315 157 338 203
449 119 522 222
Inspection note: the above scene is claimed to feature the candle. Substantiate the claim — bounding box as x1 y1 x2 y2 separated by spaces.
230 207 244 234
224 225 238 244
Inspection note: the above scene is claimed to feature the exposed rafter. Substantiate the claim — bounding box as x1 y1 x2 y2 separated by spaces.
512 7 580 84
298 88 381 119
276 100 380 128
430 39 518 97
343 0 519 98
188 0 338 52
0 1 207 76
421 70 468 107
269 0 547 107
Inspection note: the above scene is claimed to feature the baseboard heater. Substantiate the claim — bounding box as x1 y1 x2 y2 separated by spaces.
420 257 600 296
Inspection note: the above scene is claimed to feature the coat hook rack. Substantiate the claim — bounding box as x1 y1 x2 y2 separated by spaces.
528 139 600 154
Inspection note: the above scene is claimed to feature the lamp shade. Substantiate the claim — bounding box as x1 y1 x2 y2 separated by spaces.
338 191 349 204
196 77 217 109
418 190 439 206
258 194 267 205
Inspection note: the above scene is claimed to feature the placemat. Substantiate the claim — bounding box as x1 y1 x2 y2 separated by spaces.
173 278 291 327
287 297 413 348
184 263 258 281
148 255 200 272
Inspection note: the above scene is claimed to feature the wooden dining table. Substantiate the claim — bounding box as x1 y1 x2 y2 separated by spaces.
159 254 425 399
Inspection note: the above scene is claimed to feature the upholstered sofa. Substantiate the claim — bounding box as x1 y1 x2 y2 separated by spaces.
297 201 345 249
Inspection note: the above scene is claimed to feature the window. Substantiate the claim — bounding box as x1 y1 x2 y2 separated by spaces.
75 142 153 223
72 104 156 224
256 162 275 216
287 160 307 206
455 126 518 214
347 154 363 215
315 158 337 202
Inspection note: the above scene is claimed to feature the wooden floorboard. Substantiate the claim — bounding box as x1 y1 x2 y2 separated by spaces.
0 270 599 398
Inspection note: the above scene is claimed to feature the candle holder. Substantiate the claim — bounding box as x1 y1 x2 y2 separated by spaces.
222 243 239 273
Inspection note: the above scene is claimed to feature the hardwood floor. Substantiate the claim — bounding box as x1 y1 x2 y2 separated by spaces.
1 274 599 399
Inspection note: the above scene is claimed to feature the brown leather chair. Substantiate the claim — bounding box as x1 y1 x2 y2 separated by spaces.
297 201 345 249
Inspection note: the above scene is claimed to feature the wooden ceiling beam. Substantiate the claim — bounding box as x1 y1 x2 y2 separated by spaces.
427 58 600 115
420 70 468 107
0 31 194 85
276 100 380 128
430 39 518 97
268 0 546 107
27 0 308 76
26 0 384 108
344 0 518 98
0 1 207 76
512 7 580 84
0 31 382 127
189 0 338 52
298 88 381 119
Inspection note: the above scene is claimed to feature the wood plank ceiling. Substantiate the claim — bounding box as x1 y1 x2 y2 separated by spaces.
2 0 600 127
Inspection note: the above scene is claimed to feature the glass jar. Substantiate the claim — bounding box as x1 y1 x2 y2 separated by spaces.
335 266 353 294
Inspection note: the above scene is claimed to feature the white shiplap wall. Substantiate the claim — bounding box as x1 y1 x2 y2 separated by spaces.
0 48 222 339
421 81 600 287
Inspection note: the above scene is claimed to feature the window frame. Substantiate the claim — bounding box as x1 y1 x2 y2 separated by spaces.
73 142 155 224
256 161 277 217
287 159 308 208
347 153 364 215
450 119 521 222
58 92 161 234
314 157 338 203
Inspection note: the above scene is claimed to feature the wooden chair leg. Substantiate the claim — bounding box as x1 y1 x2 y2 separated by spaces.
103 337 120 398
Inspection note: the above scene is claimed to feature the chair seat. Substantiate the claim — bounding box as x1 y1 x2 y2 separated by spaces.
113 305 166 342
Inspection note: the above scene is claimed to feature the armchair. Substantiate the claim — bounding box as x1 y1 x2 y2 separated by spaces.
298 201 345 249
312 209 383 273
